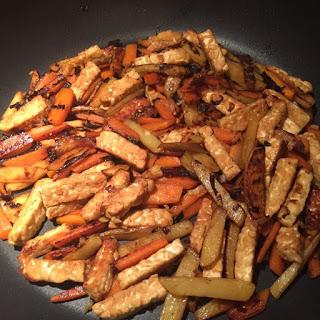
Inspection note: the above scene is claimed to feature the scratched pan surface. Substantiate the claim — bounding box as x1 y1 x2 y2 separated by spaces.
0 0 319 319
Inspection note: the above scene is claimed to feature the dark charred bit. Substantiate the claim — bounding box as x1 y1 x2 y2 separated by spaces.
162 166 197 179
186 63 202 77
75 66 82 76
261 72 282 92
51 104 65 110
0 194 13 202
64 81 72 88
84 121 101 129
132 107 158 120
9 102 23 110
197 102 210 113
239 54 255 90
4 201 21 209
47 148 58 162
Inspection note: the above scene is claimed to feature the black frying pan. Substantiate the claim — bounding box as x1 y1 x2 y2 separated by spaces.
0 0 319 319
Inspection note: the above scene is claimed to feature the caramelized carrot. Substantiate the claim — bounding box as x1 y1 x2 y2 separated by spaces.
52 221 106 248
170 185 207 216
0 207 12 240
154 156 181 168
142 119 175 131
71 152 108 173
75 113 105 125
256 221 281 263
156 84 165 93
122 43 138 67
56 213 86 226
308 256 320 278
213 127 241 145
229 142 242 165
157 177 198 190
181 92 200 103
50 286 87 303
154 98 175 121
183 197 204 219
115 237 168 271
3 147 48 167
35 72 58 91
143 72 161 85
107 117 140 140
145 183 183 205
44 246 77 260
101 69 114 80
282 86 295 100
269 244 286 276
138 117 162 125
238 90 262 99
48 88 75 125
287 151 313 172
147 154 158 169
0 133 34 160
28 123 71 141
107 279 121 297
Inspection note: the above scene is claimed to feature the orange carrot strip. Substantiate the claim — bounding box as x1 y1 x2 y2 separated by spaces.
0 207 12 240
56 214 86 226
122 43 138 67
101 69 114 80
157 177 198 190
115 237 168 271
48 88 75 125
287 151 313 172
181 92 200 103
107 117 140 140
0 132 34 159
35 72 58 91
213 127 241 145
107 279 122 297
282 86 295 100
238 90 262 99
44 246 77 260
147 154 158 169
170 185 207 216
256 221 281 263
142 119 174 131
156 84 165 94
269 244 286 276
29 123 71 141
154 98 175 121
155 156 181 168
52 221 106 248
183 197 204 219
143 72 161 85
86 131 102 138
138 117 163 125
75 113 105 125
308 256 320 278
3 147 48 167
50 286 87 303
229 142 242 165
71 152 108 174
145 183 183 205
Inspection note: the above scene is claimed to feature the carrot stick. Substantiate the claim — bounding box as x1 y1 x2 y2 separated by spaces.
28 123 71 141
181 92 200 103
157 177 198 190
115 237 168 271
183 197 204 219
3 147 48 167
48 88 75 125
154 98 175 121
269 244 286 276
35 72 58 91
287 151 313 172
238 90 262 99
71 152 108 173
44 246 77 260
0 132 34 159
147 154 158 169
122 43 137 67
56 213 86 226
154 156 181 168
156 84 165 94
256 221 281 263
0 207 12 240
143 72 161 85
107 117 140 140
282 86 295 100
138 117 163 125
107 279 122 297
52 221 106 248
170 185 207 216
50 286 87 303
308 256 320 278
142 119 174 131
145 183 183 205
101 69 114 80
213 127 241 145
229 142 242 165
75 113 105 125
86 131 102 138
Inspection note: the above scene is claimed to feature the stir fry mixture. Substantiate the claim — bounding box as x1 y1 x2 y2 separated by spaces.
0 28 319 320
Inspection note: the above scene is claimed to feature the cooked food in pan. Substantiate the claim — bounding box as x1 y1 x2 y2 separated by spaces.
0 27 319 320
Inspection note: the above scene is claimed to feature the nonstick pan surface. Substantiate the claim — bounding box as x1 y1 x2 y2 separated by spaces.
0 0 319 319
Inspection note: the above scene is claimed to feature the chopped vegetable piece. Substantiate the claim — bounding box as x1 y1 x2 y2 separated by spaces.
213 127 241 145
50 286 87 303
183 197 203 219
0 132 33 160
269 244 286 276
3 147 48 167
157 177 198 190
159 277 255 301
154 98 175 121
0 207 12 240
122 43 138 67
165 220 193 242
107 117 140 140
155 156 181 168
145 183 183 205
115 237 168 271
56 213 86 226
225 222 241 279
195 300 233 320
